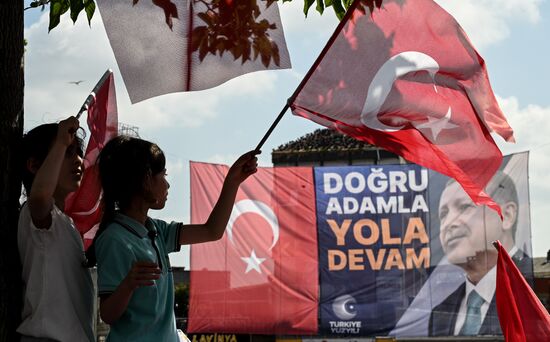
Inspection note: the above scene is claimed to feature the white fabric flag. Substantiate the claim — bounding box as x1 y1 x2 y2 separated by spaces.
97 0 291 103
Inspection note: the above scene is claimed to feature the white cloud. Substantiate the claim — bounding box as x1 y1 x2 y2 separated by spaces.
496 95 550 257
436 0 542 49
279 0 339 37
205 153 238 166
165 158 185 178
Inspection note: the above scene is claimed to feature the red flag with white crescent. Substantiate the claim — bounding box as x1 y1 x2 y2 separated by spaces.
290 0 514 214
65 71 118 250
188 162 318 334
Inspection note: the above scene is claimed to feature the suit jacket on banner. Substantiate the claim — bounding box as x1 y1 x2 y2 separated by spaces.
429 250 533 336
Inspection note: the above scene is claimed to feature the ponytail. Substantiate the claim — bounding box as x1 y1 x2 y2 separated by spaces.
83 192 116 267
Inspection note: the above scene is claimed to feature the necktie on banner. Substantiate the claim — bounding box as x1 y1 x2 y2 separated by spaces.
65 70 119 250
96 0 291 103
188 162 318 334
459 290 484 336
289 0 514 214
494 241 550 341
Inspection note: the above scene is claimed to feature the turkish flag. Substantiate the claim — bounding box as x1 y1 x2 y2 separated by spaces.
494 241 550 341
188 162 318 334
96 0 291 103
65 71 118 250
290 0 513 214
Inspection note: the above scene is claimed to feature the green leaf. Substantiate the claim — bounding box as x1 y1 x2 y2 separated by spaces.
316 0 324 14
84 0 96 25
343 0 354 8
332 0 346 19
303 0 315 17
70 0 84 23
49 0 70 31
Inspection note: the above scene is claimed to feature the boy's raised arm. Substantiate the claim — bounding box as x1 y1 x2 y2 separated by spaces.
28 117 79 229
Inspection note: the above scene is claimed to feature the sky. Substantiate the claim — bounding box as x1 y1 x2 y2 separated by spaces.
23 0 550 267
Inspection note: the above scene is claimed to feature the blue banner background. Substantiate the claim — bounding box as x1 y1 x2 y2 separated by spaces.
315 164 431 335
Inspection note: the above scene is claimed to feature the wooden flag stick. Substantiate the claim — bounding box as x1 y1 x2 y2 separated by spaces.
254 102 290 152
76 69 112 119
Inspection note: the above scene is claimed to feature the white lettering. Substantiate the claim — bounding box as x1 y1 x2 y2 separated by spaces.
324 173 343 194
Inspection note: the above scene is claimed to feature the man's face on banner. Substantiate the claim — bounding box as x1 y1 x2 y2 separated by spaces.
438 182 503 265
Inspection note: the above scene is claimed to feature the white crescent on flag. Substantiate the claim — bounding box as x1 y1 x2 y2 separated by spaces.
226 199 280 251
361 51 442 132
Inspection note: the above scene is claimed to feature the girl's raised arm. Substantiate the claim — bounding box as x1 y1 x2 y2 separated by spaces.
178 150 259 245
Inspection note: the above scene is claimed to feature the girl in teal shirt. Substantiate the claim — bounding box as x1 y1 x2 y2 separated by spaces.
86 135 258 341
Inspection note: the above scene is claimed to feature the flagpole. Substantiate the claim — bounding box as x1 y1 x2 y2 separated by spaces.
254 0 363 151
76 69 112 119
254 103 289 152
185 0 194 91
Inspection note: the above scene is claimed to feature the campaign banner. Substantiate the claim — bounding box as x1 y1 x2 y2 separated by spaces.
316 164 431 335
316 152 533 337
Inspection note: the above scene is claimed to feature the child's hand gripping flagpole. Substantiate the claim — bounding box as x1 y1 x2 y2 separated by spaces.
76 69 113 119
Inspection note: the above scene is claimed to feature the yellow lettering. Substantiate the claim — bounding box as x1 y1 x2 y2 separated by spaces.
353 219 379 245
365 248 386 270
327 219 351 246
406 247 430 269
381 218 401 244
348 249 365 271
385 248 405 270
328 250 347 270
403 217 429 244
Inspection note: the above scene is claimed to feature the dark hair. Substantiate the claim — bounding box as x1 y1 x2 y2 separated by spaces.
21 123 85 196
85 135 166 267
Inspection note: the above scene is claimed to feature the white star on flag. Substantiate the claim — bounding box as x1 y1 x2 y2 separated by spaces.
241 250 266 274
414 107 459 141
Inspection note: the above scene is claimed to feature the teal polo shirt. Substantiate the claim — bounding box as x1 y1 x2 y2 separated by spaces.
96 213 182 342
